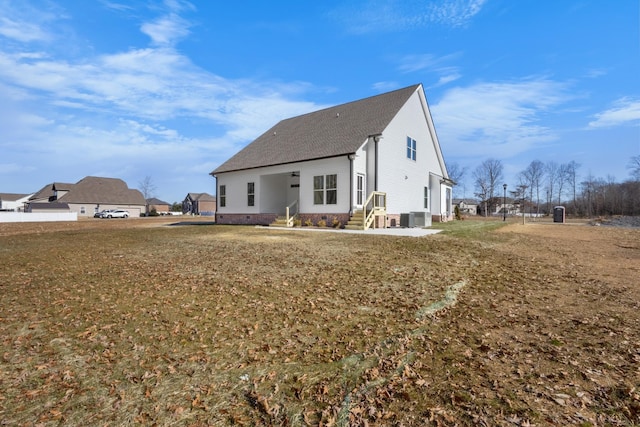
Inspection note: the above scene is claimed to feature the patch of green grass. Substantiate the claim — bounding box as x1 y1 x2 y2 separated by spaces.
430 218 509 238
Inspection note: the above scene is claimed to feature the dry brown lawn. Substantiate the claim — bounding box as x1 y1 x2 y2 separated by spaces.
0 217 638 426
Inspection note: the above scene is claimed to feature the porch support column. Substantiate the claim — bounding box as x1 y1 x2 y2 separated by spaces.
368 134 382 191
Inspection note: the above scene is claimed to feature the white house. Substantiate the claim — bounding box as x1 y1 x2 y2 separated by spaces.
453 199 479 216
211 84 453 228
0 193 32 211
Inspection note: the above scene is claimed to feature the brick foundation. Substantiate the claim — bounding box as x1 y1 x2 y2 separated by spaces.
432 214 453 222
386 214 401 227
215 212 352 227
298 213 350 227
215 213 277 225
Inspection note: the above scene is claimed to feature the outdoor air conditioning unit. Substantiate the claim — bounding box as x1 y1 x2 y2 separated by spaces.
411 211 432 227
400 213 415 228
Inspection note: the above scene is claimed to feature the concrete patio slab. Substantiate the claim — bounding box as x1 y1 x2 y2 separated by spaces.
258 226 441 237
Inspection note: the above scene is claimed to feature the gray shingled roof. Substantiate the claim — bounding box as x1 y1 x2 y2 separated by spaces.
0 193 30 201
186 192 216 202
147 197 170 205
58 176 146 205
29 182 75 201
212 84 420 174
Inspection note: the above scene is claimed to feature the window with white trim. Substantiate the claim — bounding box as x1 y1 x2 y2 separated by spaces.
219 185 226 207
406 136 416 161
247 182 255 206
313 174 337 205
424 186 429 210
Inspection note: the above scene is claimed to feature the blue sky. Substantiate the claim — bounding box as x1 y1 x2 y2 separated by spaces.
1 0 638 203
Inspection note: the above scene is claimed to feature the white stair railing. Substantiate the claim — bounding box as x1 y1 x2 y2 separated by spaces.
363 192 386 230
285 200 299 227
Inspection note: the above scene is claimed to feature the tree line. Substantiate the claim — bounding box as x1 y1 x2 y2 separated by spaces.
448 155 640 217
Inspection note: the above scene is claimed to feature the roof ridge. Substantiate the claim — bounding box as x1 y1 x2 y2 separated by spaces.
279 84 421 123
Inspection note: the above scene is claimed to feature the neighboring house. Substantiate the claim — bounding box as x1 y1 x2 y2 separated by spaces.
494 198 519 216
0 193 32 211
453 199 479 216
28 176 146 217
211 84 453 227
183 193 216 216
147 197 170 215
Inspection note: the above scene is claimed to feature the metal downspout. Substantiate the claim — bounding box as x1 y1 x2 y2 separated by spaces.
348 154 353 216
374 137 379 191
214 175 218 216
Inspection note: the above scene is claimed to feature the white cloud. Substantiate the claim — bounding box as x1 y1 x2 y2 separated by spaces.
427 0 486 27
0 1 58 43
0 0 325 202
588 98 640 128
432 78 570 158
0 16 50 42
141 14 191 46
397 52 462 87
332 0 487 34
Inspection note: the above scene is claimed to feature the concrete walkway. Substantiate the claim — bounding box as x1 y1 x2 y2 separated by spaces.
258 225 442 237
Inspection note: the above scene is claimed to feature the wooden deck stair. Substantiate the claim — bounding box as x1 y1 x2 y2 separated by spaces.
344 210 365 230
270 216 290 227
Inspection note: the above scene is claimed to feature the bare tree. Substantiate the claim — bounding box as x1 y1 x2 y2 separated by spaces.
446 162 466 198
520 160 545 216
565 161 580 214
512 181 529 224
473 159 504 216
628 155 640 181
138 176 157 215
545 161 560 212
557 162 571 205
138 175 157 199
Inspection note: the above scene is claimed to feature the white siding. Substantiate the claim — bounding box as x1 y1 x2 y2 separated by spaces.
377 91 444 215
216 170 262 214
299 157 350 213
215 156 351 215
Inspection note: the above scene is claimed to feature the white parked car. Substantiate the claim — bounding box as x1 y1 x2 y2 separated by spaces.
102 209 129 218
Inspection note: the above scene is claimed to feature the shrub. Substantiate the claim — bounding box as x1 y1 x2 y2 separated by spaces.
317 219 327 228
454 205 461 221
304 219 313 227
332 217 341 228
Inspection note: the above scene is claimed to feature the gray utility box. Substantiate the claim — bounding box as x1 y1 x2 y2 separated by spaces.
553 206 565 223
411 211 432 227
400 213 415 228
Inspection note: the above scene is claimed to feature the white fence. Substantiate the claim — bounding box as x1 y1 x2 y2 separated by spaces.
0 212 78 223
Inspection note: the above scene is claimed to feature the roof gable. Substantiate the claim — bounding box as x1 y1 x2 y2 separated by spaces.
212 84 421 174
30 182 75 201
